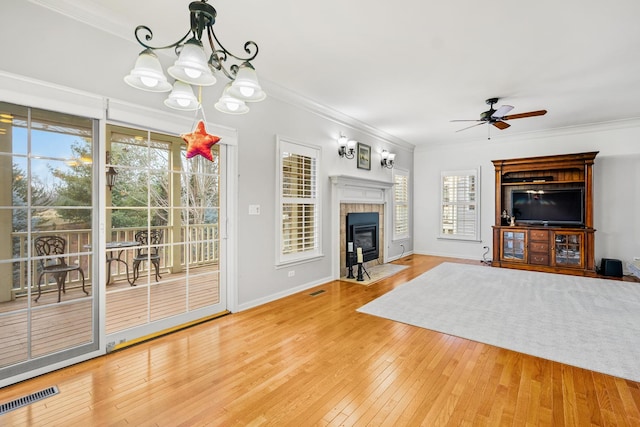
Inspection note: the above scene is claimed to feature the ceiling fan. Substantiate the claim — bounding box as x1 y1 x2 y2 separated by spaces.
451 98 547 137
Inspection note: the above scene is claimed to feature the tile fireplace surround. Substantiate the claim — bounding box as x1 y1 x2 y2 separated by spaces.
340 204 384 277
330 175 394 279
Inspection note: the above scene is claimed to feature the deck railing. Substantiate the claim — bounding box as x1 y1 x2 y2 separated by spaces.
12 224 218 296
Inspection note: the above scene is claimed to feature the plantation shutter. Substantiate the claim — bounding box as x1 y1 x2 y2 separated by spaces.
278 138 321 263
440 169 480 241
393 171 409 239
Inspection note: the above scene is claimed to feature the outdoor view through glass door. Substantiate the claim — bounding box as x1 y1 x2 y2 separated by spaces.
104 125 223 342
0 102 225 382
0 102 97 378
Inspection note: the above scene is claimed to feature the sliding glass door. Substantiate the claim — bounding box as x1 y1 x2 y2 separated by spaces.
104 124 224 346
0 102 98 379
0 101 227 382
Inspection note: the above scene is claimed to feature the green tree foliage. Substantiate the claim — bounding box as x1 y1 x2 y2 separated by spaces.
109 142 169 228
12 163 56 231
52 140 92 227
37 134 219 231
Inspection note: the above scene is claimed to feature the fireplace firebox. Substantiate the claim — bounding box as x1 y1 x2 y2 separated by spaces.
346 212 379 264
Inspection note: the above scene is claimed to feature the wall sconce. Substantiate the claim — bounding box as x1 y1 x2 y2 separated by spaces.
338 134 356 159
381 150 396 169
106 151 118 191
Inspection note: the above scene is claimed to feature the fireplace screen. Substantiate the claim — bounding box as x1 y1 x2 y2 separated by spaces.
353 225 375 252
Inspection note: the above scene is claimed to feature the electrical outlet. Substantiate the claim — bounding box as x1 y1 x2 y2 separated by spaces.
288 270 295 277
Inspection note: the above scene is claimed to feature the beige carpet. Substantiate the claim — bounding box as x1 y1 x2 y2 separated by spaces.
358 262 640 382
340 263 408 286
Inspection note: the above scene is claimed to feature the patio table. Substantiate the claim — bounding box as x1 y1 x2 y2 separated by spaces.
84 241 141 285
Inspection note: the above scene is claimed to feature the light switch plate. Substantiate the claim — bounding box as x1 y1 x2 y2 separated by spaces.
249 204 261 215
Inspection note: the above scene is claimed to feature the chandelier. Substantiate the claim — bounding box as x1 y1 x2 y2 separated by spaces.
124 0 265 115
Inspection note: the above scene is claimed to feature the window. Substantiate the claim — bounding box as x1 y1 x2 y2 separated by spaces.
393 169 410 240
440 168 480 241
277 137 321 264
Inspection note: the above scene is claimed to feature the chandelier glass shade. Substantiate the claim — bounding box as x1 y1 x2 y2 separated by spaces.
227 62 266 102
215 83 250 114
124 49 172 92
164 81 199 111
124 0 265 115
167 39 217 86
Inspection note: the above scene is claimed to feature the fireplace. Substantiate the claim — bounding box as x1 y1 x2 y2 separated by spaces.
346 212 379 264
331 175 393 279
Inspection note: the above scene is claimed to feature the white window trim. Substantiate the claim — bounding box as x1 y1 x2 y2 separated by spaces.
439 167 481 241
392 168 410 241
275 136 323 266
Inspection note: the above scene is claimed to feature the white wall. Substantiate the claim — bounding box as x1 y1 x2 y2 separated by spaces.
414 121 640 272
224 102 414 309
1 1 415 310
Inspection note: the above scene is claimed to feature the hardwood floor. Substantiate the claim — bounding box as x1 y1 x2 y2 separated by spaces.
2 255 639 426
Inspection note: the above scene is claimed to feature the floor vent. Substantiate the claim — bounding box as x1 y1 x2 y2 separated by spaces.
309 289 326 296
0 386 59 415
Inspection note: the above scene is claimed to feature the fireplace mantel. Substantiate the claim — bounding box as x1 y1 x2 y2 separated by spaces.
329 175 394 204
330 175 394 189
330 175 394 279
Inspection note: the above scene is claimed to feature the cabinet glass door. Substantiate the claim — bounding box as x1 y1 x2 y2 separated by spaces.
502 230 526 261
554 232 583 267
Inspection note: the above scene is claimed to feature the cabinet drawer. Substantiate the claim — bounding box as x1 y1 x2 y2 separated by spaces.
530 253 549 265
530 230 549 241
530 242 549 253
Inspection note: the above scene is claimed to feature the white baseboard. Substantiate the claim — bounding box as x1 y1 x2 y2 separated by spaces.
413 250 482 262
387 250 414 262
236 275 334 312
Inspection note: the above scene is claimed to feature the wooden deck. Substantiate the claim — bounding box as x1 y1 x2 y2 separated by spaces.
2 255 639 425
0 264 219 368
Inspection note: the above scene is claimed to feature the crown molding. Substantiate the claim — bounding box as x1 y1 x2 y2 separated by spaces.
263 80 415 152
29 0 134 41
29 0 415 152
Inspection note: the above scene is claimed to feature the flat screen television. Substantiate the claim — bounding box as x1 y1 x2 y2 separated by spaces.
511 188 584 226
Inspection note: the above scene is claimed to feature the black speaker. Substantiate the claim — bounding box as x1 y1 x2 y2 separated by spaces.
600 258 623 277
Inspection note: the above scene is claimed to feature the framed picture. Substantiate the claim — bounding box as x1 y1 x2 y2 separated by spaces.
357 143 371 170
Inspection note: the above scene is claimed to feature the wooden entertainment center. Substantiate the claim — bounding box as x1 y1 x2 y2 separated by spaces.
492 152 598 276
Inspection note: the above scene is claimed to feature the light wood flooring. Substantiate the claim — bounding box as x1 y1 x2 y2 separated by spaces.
1 255 640 426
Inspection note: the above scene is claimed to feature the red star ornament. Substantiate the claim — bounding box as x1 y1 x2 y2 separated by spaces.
181 120 221 162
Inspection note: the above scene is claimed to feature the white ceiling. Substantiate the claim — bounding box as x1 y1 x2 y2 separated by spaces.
33 0 640 147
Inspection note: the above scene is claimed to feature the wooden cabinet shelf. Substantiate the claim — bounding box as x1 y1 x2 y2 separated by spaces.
492 152 598 276
494 226 593 273
501 180 584 186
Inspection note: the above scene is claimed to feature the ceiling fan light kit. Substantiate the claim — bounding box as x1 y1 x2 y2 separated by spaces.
451 97 547 138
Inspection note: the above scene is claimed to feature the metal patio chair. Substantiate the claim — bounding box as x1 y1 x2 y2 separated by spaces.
34 235 87 303
131 230 163 284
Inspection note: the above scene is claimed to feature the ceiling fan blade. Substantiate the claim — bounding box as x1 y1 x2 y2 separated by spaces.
492 121 511 130
491 105 514 118
502 110 547 120
450 119 482 122
455 122 486 132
